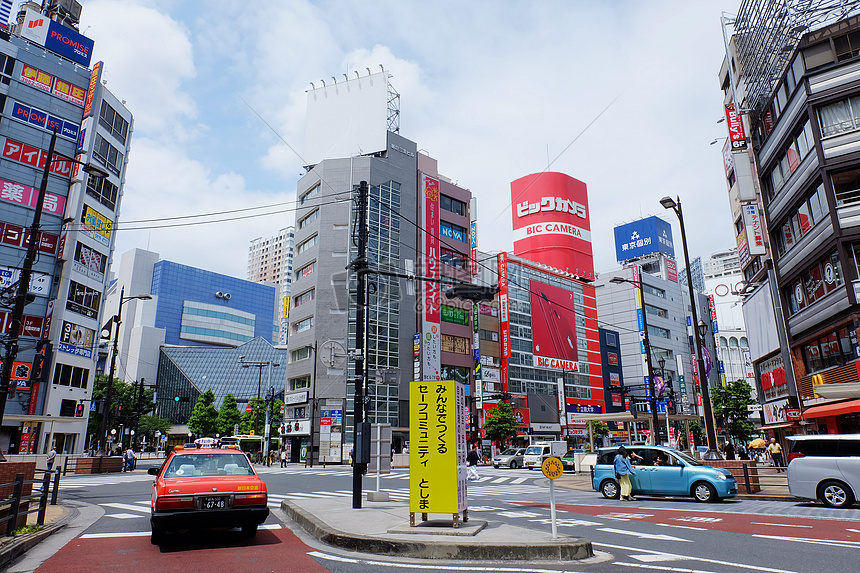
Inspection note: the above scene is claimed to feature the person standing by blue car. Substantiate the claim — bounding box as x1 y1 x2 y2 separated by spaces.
614 446 637 501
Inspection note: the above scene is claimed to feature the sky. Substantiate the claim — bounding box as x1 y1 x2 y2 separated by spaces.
68 0 741 280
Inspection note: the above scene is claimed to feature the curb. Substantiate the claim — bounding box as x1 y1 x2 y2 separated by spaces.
0 505 76 570
282 501 593 561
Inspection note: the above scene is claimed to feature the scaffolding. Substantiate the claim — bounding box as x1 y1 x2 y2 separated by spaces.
729 0 860 122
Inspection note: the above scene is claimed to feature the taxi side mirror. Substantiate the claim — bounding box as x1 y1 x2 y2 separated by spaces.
148 467 159 476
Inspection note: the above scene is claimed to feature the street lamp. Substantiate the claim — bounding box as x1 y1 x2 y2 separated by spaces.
0 128 111 440
660 195 720 459
96 286 152 457
610 274 660 445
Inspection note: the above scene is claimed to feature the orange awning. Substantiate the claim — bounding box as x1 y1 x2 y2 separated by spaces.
803 398 860 419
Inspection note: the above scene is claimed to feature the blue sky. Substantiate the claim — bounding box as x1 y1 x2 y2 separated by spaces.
68 0 741 278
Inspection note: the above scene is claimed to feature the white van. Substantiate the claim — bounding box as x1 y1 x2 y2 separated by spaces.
523 441 567 470
786 434 860 508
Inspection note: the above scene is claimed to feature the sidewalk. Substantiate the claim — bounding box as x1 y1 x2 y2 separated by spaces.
283 496 593 561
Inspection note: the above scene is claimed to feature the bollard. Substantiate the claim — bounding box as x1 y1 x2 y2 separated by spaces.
51 470 61 505
742 463 751 494
37 471 51 524
6 473 24 536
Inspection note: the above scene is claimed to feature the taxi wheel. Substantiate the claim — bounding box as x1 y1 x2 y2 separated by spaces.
510 461 518 469
241 524 258 538
692 481 717 502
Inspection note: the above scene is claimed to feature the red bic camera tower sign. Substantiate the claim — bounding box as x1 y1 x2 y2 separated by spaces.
511 172 594 280
409 380 467 525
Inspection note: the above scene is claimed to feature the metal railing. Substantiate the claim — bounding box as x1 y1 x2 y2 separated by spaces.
740 462 789 494
0 470 61 537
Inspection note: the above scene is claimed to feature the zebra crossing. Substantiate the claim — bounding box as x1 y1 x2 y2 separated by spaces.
58 473 154 490
255 465 535 486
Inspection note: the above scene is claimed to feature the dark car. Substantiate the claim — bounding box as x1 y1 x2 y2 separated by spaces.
148 446 269 543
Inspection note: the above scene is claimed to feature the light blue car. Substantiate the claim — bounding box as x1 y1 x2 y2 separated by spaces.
591 445 738 502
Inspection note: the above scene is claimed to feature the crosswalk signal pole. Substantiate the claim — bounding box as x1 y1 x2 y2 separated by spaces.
350 181 370 509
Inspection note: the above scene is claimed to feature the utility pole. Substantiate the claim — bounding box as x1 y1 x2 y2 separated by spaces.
0 129 58 438
637 281 660 446
349 181 369 509
309 341 318 468
134 378 145 449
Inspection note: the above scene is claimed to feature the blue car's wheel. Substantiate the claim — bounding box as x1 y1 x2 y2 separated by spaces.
692 481 717 502
600 479 620 499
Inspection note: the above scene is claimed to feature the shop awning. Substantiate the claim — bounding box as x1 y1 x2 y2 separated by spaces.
802 398 860 419
758 422 796 430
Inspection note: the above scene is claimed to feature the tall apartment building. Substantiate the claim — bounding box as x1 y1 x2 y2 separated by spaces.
702 248 741 279
248 227 294 344
720 0 860 437
0 2 131 455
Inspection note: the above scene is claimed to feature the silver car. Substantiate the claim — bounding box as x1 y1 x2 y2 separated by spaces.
787 434 860 508
492 448 526 469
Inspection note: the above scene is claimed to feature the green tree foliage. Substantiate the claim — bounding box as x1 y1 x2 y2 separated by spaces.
87 375 157 449
188 389 219 436
239 396 267 435
216 394 243 437
711 379 757 445
483 401 519 445
688 420 706 447
138 415 171 450
587 420 610 439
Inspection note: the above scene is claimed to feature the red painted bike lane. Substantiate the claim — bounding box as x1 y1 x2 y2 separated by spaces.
35 528 331 573
516 501 860 542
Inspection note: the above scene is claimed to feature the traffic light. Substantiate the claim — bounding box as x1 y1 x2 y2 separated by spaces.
173 396 190 403
116 404 122 416
444 284 500 302
75 403 85 417
666 399 676 415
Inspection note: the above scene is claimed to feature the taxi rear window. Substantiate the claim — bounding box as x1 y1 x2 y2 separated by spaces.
165 453 254 477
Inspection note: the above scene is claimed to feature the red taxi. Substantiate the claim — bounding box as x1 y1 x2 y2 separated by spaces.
148 446 268 543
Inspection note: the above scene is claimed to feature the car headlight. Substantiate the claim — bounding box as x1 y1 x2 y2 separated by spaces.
715 473 727 480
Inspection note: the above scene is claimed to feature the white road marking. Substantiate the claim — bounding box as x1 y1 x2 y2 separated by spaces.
307 551 577 572
848 528 860 533
654 523 707 531
597 528 692 542
467 506 504 512
492 477 508 483
598 512 653 519
751 522 812 528
497 510 542 518
100 502 150 513
104 513 145 519
81 532 151 538
594 541 799 573
528 518 602 527
753 534 860 549
612 562 720 572
670 516 722 523
512 477 528 484
630 553 696 563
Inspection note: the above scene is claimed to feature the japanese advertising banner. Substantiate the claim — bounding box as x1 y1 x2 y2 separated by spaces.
81 205 113 246
613 215 675 262
0 177 65 216
422 174 441 381
409 380 467 514
742 204 766 256
724 103 748 151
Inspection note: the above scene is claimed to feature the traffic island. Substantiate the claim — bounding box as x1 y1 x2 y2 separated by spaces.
282 498 593 561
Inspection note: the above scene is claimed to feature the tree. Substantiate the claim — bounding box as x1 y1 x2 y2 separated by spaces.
88 375 152 450
482 401 519 445
138 415 171 450
688 420 705 448
711 379 757 445
188 389 219 436
587 420 609 439
216 394 243 437
239 396 267 435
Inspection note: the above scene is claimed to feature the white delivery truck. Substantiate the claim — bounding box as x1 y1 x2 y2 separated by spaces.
523 441 567 470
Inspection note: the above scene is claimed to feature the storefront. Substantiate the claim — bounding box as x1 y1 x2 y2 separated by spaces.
802 398 860 434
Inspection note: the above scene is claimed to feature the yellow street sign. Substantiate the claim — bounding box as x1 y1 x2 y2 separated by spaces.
541 457 564 480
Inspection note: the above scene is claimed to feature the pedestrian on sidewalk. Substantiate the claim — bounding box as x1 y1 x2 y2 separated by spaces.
723 441 736 460
280 449 287 468
124 446 135 472
614 446 637 501
46 446 57 472
767 438 785 472
466 444 480 481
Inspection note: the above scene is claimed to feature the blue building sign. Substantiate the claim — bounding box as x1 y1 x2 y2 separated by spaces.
613 216 675 262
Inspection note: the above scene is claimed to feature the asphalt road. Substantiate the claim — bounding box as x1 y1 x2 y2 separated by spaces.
9 459 860 573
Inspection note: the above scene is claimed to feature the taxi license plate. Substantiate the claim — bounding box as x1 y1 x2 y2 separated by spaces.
200 496 227 510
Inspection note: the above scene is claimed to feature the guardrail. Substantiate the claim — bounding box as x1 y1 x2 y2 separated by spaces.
740 462 789 495
0 470 61 537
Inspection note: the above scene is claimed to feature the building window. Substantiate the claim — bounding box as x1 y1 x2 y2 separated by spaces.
766 121 814 199
440 194 466 217
297 235 318 255
66 280 101 319
642 284 665 299
52 363 89 389
440 221 468 242
440 365 469 385
295 261 315 280
785 250 844 315
803 327 854 374
832 167 860 207
299 185 320 205
0 53 14 85
298 209 319 230
479 329 499 342
441 247 466 268
775 183 828 256
289 375 310 390
294 289 315 308
292 316 313 333
605 332 617 346
647 325 670 339
290 346 312 362
441 334 470 354
644 304 668 319
86 175 118 211
99 101 129 144
93 134 123 176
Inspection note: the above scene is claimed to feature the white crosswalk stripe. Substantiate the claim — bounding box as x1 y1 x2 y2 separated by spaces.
256 466 540 485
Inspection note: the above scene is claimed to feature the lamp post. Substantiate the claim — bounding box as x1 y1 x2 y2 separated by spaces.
658 356 670 446
96 286 152 457
610 274 660 445
239 358 279 450
0 128 111 440
660 195 720 458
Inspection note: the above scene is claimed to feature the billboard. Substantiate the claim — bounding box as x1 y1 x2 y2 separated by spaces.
530 280 578 369
422 175 441 381
742 204 766 255
304 71 388 166
21 8 93 67
724 103 748 151
511 172 594 280
409 380 467 514
614 216 675 262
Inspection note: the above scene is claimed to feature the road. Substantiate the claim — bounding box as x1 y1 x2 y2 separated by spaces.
8 459 859 573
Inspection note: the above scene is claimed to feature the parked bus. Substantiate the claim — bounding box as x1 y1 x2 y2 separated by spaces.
218 435 264 461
